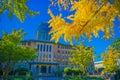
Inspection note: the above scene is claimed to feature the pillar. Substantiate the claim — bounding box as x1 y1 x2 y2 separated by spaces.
46 66 49 74
39 66 41 73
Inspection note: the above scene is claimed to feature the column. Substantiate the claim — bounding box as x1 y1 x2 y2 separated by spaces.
31 65 36 76
36 65 39 76
50 66 53 74
46 66 49 74
39 66 41 73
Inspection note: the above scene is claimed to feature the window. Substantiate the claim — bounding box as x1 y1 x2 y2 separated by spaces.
66 56 68 59
39 54 42 59
43 44 45 51
62 56 64 59
22 42 26 46
54 54 56 58
37 44 39 50
65 51 67 54
58 50 60 53
58 55 60 59
40 44 42 51
43 54 45 58
68 51 70 54
28 42 31 46
49 54 51 58
49 45 52 52
62 51 64 54
46 45 49 52
58 45 60 48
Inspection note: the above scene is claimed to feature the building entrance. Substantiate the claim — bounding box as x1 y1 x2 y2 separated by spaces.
41 66 46 73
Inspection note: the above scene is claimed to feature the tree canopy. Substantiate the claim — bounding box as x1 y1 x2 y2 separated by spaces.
0 0 39 22
70 44 94 75
0 29 37 79
102 46 120 74
0 29 37 63
48 0 120 44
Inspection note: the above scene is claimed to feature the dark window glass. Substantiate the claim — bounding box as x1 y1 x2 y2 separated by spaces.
68 51 70 54
58 50 60 53
47 45 49 52
58 45 60 48
65 51 67 54
28 42 31 46
37 44 39 50
40 44 42 51
49 54 51 58
49 45 52 52
43 44 45 51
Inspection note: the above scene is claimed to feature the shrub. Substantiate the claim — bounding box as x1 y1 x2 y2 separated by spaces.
8 70 15 75
64 75 104 80
72 68 82 75
64 67 82 76
15 68 29 72
64 67 72 75
0 69 3 76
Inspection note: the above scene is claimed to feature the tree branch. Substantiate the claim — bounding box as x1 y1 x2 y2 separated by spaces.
79 3 105 33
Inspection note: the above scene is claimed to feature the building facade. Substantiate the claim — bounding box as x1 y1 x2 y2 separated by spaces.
21 40 72 76
21 23 72 76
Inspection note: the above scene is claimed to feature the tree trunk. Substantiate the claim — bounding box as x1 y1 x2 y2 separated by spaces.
2 60 11 80
83 66 87 76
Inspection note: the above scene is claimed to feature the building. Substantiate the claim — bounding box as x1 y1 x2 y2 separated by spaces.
21 23 95 76
94 61 103 69
21 23 72 76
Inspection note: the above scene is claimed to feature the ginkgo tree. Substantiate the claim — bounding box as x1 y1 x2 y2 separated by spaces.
69 44 95 75
48 0 120 44
102 46 120 74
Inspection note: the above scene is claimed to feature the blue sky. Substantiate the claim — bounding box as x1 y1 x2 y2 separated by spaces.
0 0 120 61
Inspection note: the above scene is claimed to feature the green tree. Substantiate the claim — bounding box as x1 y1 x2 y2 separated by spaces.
102 46 120 74
70 44 94 75
0 29 37 79
0 0 39 22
